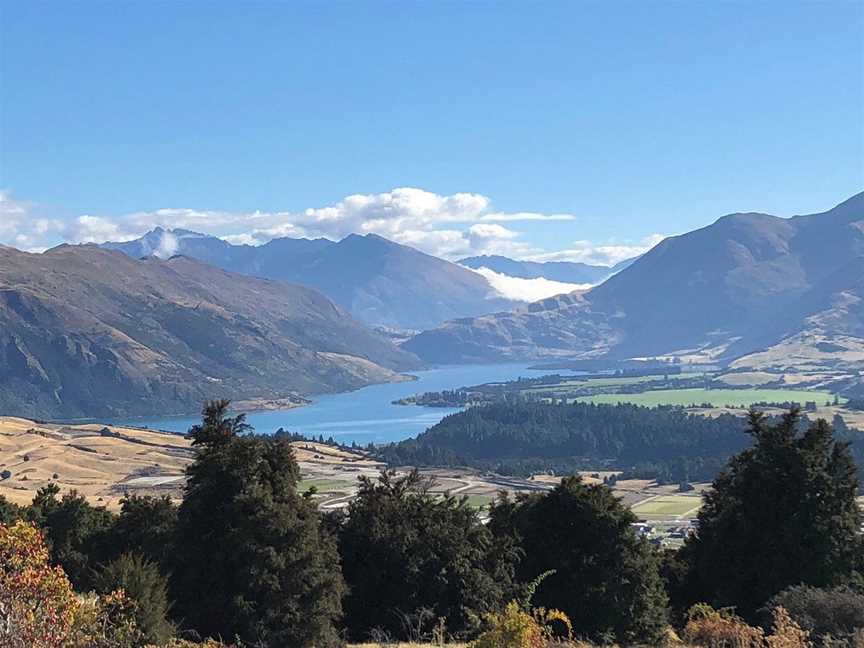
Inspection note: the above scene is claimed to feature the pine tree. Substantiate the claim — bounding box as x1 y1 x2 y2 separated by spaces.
337 470 519 640
172 400 344 647
489 475 669 644
681 409 862 619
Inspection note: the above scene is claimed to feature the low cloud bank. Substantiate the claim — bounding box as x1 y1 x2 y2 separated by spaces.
472 267 593 302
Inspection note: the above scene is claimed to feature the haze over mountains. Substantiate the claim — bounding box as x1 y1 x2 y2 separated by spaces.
103 230 520 330
458 255 636 284
406 193 864 370
0 245 420 419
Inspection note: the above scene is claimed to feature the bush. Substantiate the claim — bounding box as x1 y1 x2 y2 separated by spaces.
0 520 143 648
94 552 174 644
0 520 79 647
472 601 571 648
682 603 810 648
765 585 864 644
683 603 766 647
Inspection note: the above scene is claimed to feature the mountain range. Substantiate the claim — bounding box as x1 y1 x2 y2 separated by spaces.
0 245 420 419
103 230 519 330
405 193 864 369
457 255 635 284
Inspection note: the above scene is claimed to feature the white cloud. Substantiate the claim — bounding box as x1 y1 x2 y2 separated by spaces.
481 212 575 222
0 191 65 251
527 234 666 266
471 267 592 302
1 187 667 268
46 187 565 260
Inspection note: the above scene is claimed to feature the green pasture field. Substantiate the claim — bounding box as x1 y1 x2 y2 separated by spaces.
524 373 706 394
298 478 354 493
463 494 494 509
574 387 841 408
631 495 702 519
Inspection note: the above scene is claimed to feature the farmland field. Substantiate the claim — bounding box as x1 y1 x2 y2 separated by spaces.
574 387 841 408
524 373 705 393
631 495 702 519
297 478 355 493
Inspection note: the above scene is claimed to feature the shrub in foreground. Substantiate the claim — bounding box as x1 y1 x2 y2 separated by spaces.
765 585 864 645
95 552 174 644
682 603 810 648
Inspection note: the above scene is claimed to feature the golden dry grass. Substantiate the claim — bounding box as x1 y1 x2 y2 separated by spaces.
0 417 385 511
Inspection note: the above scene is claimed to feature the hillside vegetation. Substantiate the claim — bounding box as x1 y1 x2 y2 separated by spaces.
378 401 864 484
0 245 419 418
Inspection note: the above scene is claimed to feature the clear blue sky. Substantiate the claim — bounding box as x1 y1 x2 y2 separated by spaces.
1 1 862 260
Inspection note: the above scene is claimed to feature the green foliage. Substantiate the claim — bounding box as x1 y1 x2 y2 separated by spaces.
337 469 520 640
681 409 862 619
0 494 24 524
379 401 864 485
489 475 669 644
764 585 864 645
471 601 572 648
94 552 174 645
35 489 116 590
172 400 344 647
107 495 177 568
378 401 752 482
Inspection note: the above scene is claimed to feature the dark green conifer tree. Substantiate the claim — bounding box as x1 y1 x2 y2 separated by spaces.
681 409 862 619
489 475 669 644
173 400 344 647
107 494 178 568
337 470 519 640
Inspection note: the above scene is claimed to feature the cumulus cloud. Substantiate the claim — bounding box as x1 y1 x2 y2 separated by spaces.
527 234 666 266
0 191 64 252
0 187 665 267
472 266 592 302
46 187 561 260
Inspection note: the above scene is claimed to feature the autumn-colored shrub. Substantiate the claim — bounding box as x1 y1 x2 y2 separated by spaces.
0 520 148 648
0 520 80 648
765 607 811 648
69 589 145 648
472 601 572 648
683 603 811 648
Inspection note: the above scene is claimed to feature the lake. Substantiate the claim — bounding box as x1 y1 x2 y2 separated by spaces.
115 363 573 445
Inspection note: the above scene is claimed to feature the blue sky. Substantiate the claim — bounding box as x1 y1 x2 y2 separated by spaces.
1 1 862 263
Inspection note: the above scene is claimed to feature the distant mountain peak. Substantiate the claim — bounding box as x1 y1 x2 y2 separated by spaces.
100 228 515 329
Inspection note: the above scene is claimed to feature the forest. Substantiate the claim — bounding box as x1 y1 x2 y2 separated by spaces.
377 402 864 484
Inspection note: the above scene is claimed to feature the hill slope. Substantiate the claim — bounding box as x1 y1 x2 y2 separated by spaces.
406 193 864 364
105 231 518 330
0 245 420 419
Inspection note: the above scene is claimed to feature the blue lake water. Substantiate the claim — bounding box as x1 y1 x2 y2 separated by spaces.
115 363 574 445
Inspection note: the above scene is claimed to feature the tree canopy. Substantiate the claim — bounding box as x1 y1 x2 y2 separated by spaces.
337 470 519 640
172 400 344 647
681 409 863 619
489 475 669 644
